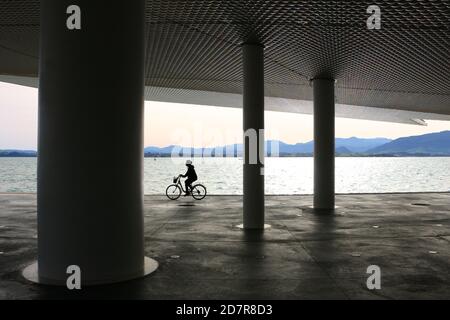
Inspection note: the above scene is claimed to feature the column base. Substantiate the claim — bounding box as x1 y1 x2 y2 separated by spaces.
308 205 339 214
235 223 271 230
22 257 158 286
308 205 339 210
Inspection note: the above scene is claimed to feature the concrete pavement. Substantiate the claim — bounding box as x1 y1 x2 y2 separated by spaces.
0 193 449 299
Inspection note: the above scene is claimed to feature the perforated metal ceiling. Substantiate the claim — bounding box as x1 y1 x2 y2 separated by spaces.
0 1 449 122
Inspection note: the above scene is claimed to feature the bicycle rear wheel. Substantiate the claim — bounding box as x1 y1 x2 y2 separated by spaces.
191 184 207 200
166 184 181 200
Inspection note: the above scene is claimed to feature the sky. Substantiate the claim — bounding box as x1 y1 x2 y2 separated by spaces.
1 81 450 150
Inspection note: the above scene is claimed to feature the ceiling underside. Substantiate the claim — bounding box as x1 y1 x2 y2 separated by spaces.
0 1 449 125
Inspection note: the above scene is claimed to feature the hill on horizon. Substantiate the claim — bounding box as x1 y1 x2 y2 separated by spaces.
367 130 450 155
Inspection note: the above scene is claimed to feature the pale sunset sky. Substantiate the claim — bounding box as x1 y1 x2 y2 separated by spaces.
1 81 449 150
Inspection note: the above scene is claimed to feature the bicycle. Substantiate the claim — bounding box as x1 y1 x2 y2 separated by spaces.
165 175 207 200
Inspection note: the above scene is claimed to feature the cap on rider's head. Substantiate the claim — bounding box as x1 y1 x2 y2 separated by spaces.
186 160 192 165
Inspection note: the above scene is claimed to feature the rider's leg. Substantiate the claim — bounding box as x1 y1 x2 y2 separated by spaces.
185 178 193 194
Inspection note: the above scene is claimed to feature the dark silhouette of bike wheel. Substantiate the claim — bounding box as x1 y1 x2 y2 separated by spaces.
191 184 206 200
166 184 181 200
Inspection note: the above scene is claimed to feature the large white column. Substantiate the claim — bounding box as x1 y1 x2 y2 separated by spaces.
23 0 157 285
313 78 335 210
242 43 265 229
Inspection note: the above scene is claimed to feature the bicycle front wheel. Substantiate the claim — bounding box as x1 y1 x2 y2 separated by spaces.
191 184 207 200
166 184 181 200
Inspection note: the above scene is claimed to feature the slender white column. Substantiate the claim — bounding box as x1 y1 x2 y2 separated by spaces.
313 78 335 210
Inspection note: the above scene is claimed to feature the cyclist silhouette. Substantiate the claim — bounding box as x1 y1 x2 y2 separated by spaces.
180 160 197 196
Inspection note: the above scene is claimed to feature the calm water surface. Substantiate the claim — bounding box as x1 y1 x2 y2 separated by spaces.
1 157 449 194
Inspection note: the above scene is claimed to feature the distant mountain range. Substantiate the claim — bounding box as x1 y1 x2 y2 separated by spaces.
2 131 450 157
263 137 392 154
143 137 391 156
0 149 37 157
143 131 450 157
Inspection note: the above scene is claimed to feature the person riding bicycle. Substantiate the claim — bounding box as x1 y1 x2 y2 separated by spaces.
180 160 197 196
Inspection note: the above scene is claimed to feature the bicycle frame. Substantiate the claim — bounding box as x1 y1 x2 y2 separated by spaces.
175 176 192 193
